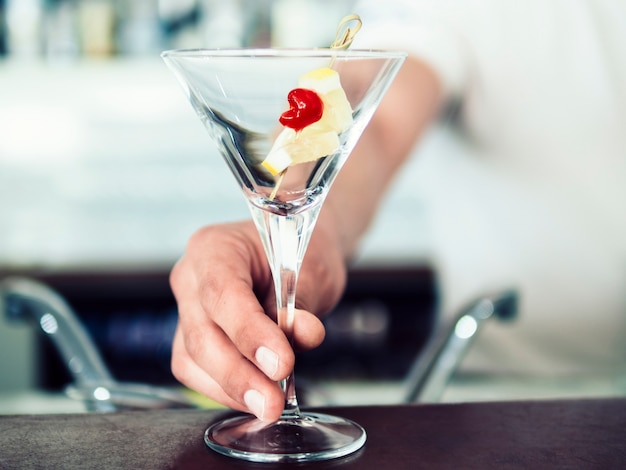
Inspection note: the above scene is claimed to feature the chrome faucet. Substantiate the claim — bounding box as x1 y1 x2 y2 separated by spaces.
404 289 518 403
0 276 194 412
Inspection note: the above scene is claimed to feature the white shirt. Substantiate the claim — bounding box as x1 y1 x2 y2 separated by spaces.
354 0 626 376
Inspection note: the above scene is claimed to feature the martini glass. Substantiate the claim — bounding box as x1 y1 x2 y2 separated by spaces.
162 48 405 463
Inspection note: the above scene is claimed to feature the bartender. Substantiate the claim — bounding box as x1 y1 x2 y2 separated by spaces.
168 0 626 422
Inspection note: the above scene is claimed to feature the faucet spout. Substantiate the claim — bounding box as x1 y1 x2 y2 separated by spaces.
404 289 518 403
0 276 195 412
1 276 115 389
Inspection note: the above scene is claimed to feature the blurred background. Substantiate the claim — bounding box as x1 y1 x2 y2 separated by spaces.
4 0 622 414
0 0 438 412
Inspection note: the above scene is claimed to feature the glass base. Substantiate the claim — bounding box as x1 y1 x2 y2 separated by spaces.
204 412 367 463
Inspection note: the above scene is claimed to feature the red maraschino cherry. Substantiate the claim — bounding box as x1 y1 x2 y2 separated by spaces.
279 88 324 131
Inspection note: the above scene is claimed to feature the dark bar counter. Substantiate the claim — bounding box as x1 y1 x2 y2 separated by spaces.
1 398 624 469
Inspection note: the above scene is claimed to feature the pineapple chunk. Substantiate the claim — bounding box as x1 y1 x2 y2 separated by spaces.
286 128 340 164
262 127 340 176
298 67 343 94
310 88 353 134
299 68 353 133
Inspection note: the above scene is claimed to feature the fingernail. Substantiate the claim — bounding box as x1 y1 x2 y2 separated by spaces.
255 346 279 378
244 389 266 421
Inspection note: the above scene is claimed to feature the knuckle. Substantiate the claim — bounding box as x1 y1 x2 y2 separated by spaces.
197 277 221 313
229 320 254 351
183 326 207 362
220 367 242 395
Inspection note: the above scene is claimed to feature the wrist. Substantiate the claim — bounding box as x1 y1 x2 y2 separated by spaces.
317 200 355 264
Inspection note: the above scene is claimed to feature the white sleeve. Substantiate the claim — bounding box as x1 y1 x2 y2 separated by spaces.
352 0 469 99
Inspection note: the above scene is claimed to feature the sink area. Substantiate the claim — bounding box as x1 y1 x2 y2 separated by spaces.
3 373 625 415
1 271 624 416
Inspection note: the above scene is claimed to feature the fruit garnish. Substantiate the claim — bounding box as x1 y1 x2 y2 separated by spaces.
262 14 362 198
279 88 324 131
262 67 353 176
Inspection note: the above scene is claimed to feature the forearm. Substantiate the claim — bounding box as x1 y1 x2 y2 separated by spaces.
321 56 443 260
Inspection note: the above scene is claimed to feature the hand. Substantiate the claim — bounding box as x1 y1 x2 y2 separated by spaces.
169 218 347 422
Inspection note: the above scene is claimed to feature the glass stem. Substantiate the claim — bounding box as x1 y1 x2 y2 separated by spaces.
277 266 300 419
248 203 321 420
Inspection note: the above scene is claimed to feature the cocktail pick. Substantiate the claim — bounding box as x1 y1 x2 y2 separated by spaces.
269 14 362 200
331 14 363 50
